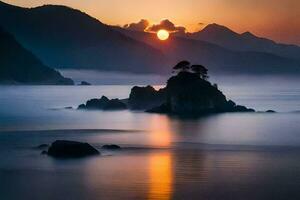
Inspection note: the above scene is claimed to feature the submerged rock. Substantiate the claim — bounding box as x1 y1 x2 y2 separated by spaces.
47 140 100 158
101 144 121 150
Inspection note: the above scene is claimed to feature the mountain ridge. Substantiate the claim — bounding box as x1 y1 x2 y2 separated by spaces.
188 23 300 60
0 1 299 76
0 1 168 74
0 26 73 85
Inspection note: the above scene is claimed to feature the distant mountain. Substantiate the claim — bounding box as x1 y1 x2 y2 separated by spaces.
0 27 73 84
188 23 300 61
0 1 299 76
114 27 300 75
0 1 167 74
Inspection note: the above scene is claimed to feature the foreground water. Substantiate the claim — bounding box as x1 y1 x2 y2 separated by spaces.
1 83 300 200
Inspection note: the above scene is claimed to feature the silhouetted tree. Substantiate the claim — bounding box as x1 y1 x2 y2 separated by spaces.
191 64 209 80
173 60 190 73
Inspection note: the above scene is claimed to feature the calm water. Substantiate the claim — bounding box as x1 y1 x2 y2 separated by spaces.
1 83 300 200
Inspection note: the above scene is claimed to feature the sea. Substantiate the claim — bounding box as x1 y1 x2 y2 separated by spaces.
1 72 300 200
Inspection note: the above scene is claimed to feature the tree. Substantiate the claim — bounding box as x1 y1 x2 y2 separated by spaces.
191 64 209 80
173 60 190 73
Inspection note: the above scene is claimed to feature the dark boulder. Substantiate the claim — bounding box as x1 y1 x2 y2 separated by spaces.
79 81 91 85
47 140 100 158
266 110 276 113
101 144 121 150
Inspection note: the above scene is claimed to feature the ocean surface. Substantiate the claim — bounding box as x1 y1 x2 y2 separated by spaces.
1 79 300 200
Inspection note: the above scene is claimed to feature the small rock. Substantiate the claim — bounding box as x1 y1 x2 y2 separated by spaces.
79 81 91 85
47 140 100 158
266 110 276 113
102 144 121 150
64 106 73 109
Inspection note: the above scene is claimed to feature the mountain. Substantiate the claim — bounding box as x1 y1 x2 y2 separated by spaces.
0 1 167 74
114 27 300 75
0 27 73 84
188 23 300 61
0 1 299 76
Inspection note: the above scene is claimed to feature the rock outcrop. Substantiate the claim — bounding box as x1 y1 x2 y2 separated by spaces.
78 96 127 110
78 71 254 115
47 140 100 158
141 72 254 114
128 85 166 110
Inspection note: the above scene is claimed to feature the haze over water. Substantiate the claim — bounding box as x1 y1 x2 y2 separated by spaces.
1 74 300 200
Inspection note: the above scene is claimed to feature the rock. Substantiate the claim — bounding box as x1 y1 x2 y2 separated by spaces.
64 106 73 109
101 144 121 150
35 144 49 149
266 110 276 113
78 96 127 110
47 140 100 158
232 105 255 112
77 104 86 109
145 71 255 115
103 99 127 110
79 81 91 86
146 103 170 113
41 150 48 155
128 85 166 110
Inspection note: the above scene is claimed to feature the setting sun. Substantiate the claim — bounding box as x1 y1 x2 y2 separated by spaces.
157 29 169 41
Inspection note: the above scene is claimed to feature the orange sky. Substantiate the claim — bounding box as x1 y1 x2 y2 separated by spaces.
3 0 300 45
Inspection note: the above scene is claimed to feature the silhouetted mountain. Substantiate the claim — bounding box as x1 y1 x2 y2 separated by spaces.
0 1 167 74
0 27 73 85
114 27 300 75
1 1 299 76
188 23 300 60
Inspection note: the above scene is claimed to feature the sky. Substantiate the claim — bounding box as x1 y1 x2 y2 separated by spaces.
3 0 300 45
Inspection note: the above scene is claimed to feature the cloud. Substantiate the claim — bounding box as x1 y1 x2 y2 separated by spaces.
123 19 150 31
147 19 186 34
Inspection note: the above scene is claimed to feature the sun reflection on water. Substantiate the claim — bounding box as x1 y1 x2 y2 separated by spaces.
148 152 173 200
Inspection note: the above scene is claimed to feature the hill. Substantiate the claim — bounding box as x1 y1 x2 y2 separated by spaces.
0 1 167 74
0 27 73 84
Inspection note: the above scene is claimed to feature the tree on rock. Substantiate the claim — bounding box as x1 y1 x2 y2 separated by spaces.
173 60 190 73
191 64 209 80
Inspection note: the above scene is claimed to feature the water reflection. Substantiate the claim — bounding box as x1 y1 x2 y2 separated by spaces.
148 115 173 147
148 152 173 200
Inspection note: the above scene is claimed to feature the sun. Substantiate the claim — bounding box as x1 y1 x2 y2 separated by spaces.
157 29 169 41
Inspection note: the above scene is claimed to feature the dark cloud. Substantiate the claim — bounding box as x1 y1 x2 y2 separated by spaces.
123 19 150 31
147 19 186 34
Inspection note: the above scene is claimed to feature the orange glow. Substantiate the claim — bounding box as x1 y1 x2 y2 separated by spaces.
3 0 300 45
148 152 173 200
157 29 169 41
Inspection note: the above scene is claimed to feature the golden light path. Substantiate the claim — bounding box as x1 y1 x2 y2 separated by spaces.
157 29 170 41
